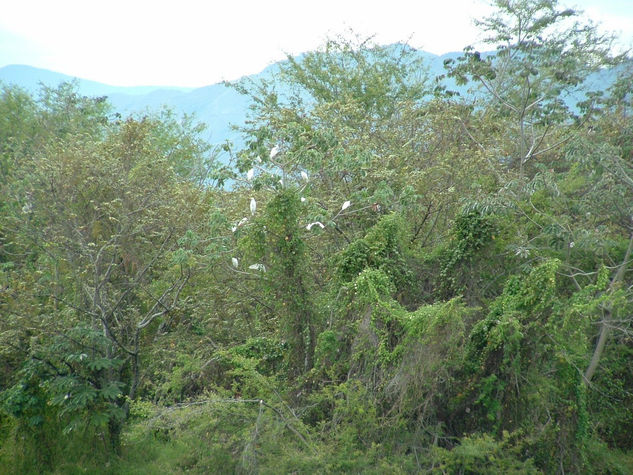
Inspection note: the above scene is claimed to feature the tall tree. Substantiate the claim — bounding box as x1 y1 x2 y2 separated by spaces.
1 86 215 454
446 0 623 176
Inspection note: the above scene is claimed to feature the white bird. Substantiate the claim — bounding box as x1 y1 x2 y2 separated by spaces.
232 257 239 268
306 221 325 230
341 200 351 211
301 197 306 202
301 171 309 182
270 145 279 159
250 198 257 215
248 263 267 272
247 168 254 180
232 217 248 232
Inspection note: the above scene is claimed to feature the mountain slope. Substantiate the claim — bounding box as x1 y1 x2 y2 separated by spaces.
1 51 623 148
0 64 192 96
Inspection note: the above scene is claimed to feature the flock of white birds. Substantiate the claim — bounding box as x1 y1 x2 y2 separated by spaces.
231 146 353 273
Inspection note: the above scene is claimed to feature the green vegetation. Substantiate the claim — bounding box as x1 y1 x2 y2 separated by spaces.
1 1 633 472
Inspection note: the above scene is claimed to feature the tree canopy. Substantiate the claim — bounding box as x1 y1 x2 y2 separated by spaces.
1 1 633 472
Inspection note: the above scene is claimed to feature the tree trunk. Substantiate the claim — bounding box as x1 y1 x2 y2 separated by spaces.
584 232 633 384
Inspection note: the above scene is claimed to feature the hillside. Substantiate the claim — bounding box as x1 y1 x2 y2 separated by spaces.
0 50 469 147
0 64 192 96
1 51 622 151
1 5 633 472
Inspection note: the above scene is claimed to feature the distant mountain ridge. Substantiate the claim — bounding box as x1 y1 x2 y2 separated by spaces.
0 49 622 148
0 50 464 145
0 63 267 146
0 64 193 96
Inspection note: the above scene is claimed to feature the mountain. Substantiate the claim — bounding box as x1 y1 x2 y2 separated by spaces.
0 53 456 141
0 52 456 147
0 63 271 147
0 64 192 97
1 51 624 150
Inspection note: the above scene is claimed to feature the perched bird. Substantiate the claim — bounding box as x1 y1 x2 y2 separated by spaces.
250 198 257 215
301 171 309 182
232 257 239 268
248 263 267 272
270 145 279 159
232 217 248 232
341 200 351 211
247 168 254 180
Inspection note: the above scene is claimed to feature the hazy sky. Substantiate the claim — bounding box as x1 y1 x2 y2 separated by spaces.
1 0 632 87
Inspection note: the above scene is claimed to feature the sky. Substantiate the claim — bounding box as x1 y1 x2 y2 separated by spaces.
1 0 632 88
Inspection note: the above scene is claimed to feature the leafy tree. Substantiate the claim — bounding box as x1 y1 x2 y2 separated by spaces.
241 188 318 376
2 3 633 471
1 86 215 456
446 0 623 176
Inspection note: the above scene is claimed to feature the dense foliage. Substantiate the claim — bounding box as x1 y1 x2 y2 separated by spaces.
1 1 632 472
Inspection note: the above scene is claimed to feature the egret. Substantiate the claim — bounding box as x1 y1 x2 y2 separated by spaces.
301 171 309 182
301 197 306 202
232 257 239 268
247 168 254 180
306 221 325 230
248 263 267 272
341 200 351 211
232 217 248 232
270 145 279 159
250 198 257 215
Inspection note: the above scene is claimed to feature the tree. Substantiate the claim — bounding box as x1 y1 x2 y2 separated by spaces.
1 86 215 454
232 36 490 272
446 0 623 176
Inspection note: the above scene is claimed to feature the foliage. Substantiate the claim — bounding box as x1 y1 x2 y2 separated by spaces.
446 0 624 175
2 3 633 472
437 209 498 300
